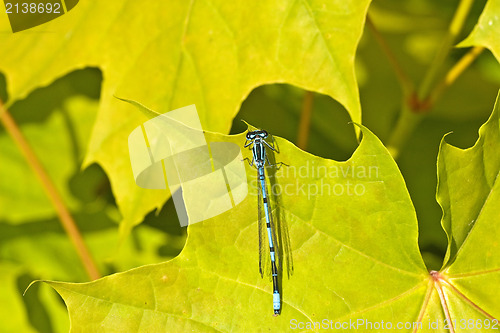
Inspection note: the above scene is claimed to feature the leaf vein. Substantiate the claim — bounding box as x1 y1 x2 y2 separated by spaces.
52 284 226 333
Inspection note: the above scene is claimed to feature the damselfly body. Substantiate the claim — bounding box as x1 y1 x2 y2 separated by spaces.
244 129 292 316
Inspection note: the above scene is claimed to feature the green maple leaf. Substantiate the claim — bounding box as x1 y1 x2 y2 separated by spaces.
40 94 500 332
459 0 500 62
0 0 370 235
0 88 98 222
437 97 500 268
0 77 185 332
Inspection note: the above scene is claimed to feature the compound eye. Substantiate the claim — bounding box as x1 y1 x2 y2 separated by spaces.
246 132 255 140
260 130 268 138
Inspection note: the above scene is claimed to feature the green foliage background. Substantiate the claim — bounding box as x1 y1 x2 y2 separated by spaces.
0 0 500 332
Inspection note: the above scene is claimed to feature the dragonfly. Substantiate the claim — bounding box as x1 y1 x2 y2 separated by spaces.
244 129 293 316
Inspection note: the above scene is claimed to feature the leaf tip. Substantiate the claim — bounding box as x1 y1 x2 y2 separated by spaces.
23 280 42 296
240 119 250 129
114 96 161 119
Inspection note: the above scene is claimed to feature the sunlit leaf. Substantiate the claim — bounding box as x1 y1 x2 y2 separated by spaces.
438 92 500 269
460 0 500 62
45 97 500 331
0 0 371 233
44 118 431 331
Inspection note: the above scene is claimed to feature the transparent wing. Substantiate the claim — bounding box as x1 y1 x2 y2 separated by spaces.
272 201 294 278
266 165 294 278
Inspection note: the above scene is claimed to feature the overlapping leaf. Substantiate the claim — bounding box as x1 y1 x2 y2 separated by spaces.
0 212 186 333
399 93 500 332
2 0 500 331
437 93 500 324
364 0 500 268
45 119 430 331
437 93 500 267
0 0 371 234
0 73 186 332
45 96 500 331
